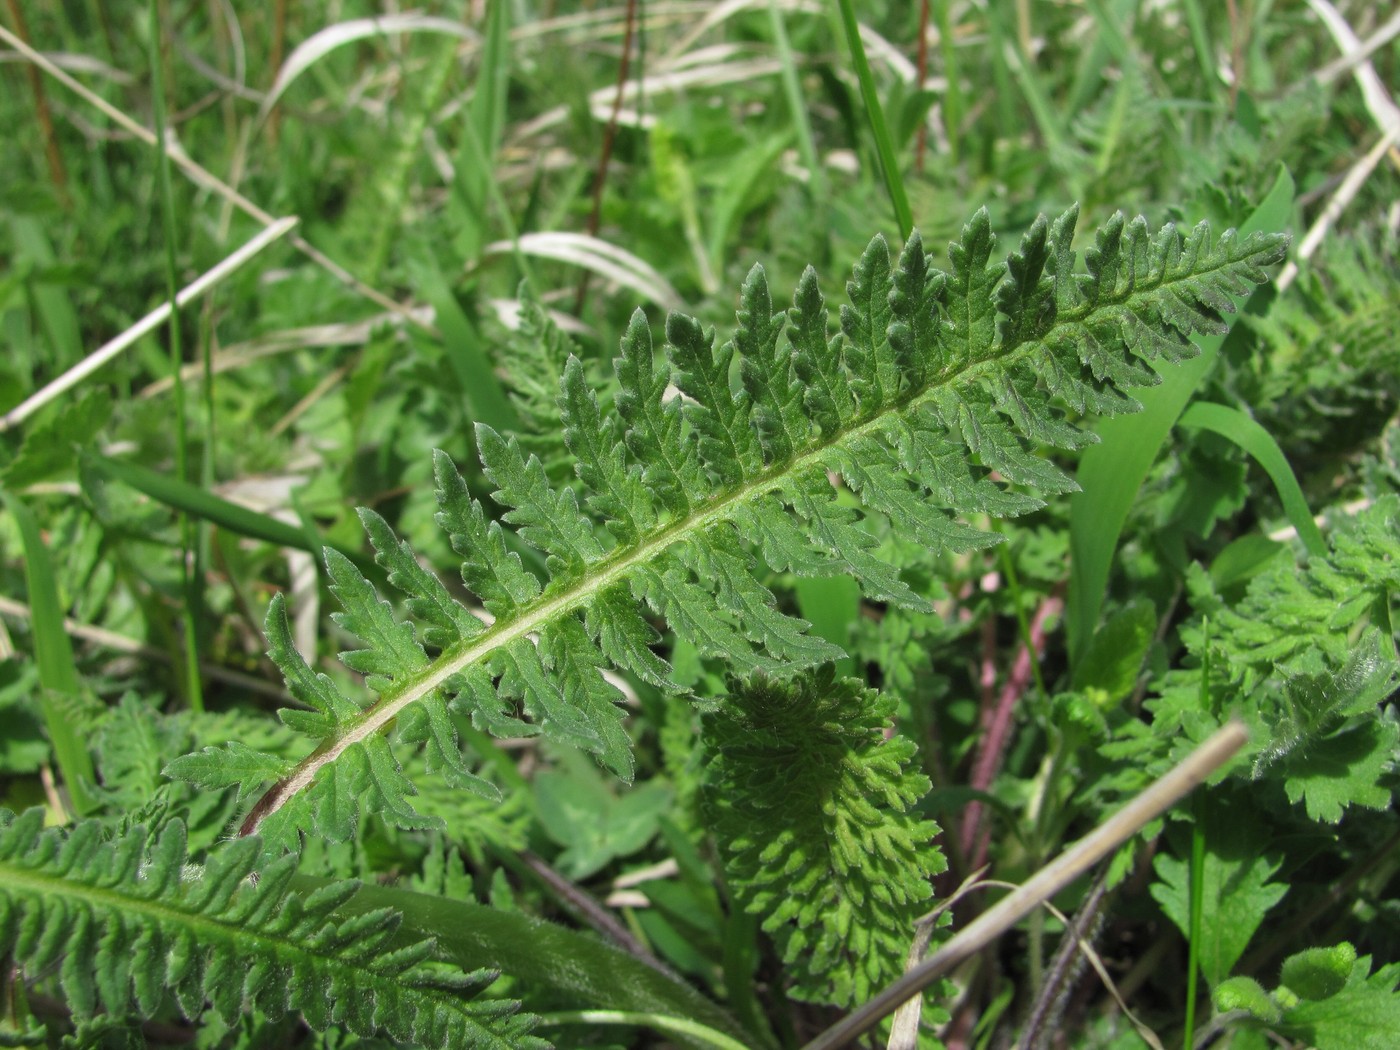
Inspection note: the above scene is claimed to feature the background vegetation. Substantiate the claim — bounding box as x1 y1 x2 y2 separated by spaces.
1 1 1398 1048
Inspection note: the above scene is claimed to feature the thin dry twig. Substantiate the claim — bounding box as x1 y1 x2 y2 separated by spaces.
1312 7 1400 87
887 867 989 1050
1306 0 1400 138
518 850 679 982
1275 125 1400 294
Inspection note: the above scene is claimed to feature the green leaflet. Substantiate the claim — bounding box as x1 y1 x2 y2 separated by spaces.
1150 793 1288 987
701 668 947 1007
0 809 544 1049
1218 946 1400 1050
170 207 1286 844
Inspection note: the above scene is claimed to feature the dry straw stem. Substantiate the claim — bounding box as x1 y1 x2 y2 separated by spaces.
1312 7 1400 87
0 216 299 432
801 721 1250 1050
1306 0 1400 139
0 24 431 337
1281 0 1400 295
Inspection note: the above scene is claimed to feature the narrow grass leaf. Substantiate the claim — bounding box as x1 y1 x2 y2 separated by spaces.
1066 167 1294 665
412 262 520 436
834 0 912 237
1177 401 1327 558
335 879 765 1050
81 453 377 580
4 493 98 813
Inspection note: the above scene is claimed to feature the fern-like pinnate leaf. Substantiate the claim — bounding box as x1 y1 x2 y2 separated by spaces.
702 668 946 1006
0 809 545 1049
1104 496 1400 822
182 208 1284 843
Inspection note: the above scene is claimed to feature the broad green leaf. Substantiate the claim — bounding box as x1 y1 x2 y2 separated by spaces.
1150 794 1287 986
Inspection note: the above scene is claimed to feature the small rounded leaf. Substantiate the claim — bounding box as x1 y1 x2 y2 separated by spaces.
1214 976 1281 1023
1279 942 1356 1002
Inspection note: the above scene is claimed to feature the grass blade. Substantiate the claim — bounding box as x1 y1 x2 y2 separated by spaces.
411 261 521 436
148 0 202 713
768 0 825 203
1065 166 1295 665
1177 402 1327 559
834 0 912 237
8 217 82 368
4 493 99 815
335 880 763 1050
81 453 377 581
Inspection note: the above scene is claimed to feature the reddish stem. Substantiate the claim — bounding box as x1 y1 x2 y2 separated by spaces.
959 592 1063 869
6 0 69 204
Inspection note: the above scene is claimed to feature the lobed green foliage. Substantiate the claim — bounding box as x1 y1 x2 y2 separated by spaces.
702 668 946 1007
4 4 1399 1048
1102 495 1400 821
0 808 543 1048
169 209 1287 851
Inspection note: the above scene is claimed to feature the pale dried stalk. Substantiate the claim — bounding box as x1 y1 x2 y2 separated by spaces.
1275 125 1400 294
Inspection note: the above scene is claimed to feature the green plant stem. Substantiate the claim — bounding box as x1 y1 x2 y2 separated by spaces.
148 0 202 713
833 0 912 237
1185 797 1206 1047
1180 0 1222 104
537 1010 752 1050
1184 617 1212 1045
768 0 825 203
997 538 1048 700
